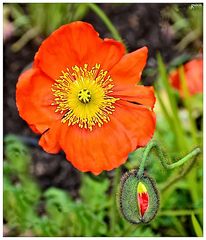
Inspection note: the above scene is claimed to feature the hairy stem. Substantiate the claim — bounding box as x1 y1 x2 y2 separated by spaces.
137 140 200 178
160 154 198 192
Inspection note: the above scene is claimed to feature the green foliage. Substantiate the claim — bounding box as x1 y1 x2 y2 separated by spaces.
27 3 89 36
162 4 203 51
37 178 110 237
4 135 31 174
153 54 203 236
6 3 124 52
4 178 40 233
3 135 157 237
5 3 125 52
10 3 89 36
6 3 89 51
4 135 41 234
3 137 110 236
80 175 110 211
191 214 203 237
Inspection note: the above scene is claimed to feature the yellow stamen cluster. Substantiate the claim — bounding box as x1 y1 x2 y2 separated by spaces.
52 64 119 130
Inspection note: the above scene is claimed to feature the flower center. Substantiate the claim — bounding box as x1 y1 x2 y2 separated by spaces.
52 64 119 130
78 89 91 104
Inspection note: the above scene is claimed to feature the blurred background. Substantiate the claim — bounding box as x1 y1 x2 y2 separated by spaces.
3 3 203 237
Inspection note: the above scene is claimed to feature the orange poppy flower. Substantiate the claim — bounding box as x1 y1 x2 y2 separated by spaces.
169 58 203 97
16 21 156 175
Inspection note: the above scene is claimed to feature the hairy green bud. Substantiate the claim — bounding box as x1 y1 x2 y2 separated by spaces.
117 170 159 224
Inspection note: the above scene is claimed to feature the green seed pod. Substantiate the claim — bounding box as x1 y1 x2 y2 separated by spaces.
117 169 159 224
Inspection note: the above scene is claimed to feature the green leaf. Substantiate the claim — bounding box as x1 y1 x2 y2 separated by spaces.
191 213 203 237
3 181 40 231
72 4 89 20
44 187 73 216
4 134 31 175
80 175 110 211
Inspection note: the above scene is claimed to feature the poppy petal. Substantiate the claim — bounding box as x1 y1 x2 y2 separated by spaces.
39 121 61 154
138 192 149 217
16 68 61 134
110 85 155 109
113 100 156 148
97 38 125 70
137 182 149 217
44 100 155 174
169 58 203 96
34 21 125 80
110 46 148 85
56 120 134 175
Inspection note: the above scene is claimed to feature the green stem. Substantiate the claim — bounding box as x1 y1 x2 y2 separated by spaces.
155 88 174 129
161 154 199 192
155 88 181 150
87 3 124 43
11 27 40 52
138 140 200 177
157 54 179 119
159 208 202 216
121 224 139 237
157 53 188 151
171 217 187 236
109 167 121 235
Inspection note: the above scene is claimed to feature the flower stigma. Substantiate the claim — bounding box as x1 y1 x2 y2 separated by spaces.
52 64 119 131
78 89 91 104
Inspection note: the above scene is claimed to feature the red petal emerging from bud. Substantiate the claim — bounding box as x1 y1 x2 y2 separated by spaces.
137 182 149 217
138 192 149 217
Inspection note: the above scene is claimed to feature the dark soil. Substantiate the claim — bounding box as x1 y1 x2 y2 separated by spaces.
3 3 189 194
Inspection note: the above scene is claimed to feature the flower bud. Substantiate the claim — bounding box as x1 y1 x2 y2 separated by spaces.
117 169 159 224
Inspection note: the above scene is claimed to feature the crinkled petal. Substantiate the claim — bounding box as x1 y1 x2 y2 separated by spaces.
16 68 61 134
183 59 203 95
34 21 125 80
110 85 155 109
113 100 156 148
110 46 148 85
39 121 61 154
49 100 155 174
169 59 203 96
57 121 133 175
